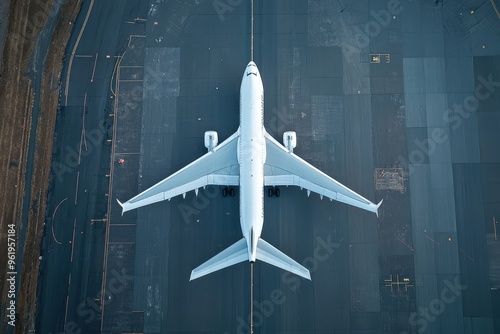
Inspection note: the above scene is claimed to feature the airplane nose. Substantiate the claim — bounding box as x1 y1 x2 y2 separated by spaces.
245 61 259 77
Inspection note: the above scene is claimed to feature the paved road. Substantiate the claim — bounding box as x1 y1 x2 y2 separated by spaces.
38 0 500 333
35 0 147 333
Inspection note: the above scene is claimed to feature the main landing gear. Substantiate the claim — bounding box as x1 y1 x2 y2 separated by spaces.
222 186 235 197
267 188 280 197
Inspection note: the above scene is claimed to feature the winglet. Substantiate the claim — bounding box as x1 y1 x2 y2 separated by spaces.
116 199 125 216
375 199 383 218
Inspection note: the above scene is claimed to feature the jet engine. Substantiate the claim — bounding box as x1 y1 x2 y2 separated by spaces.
204 131 218 151
283 131 297 153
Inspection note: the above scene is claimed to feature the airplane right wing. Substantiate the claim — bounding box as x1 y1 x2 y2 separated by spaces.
118 130 240 214
264 131 382 216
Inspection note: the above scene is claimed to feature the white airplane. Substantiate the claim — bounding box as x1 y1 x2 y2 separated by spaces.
117 61 382 281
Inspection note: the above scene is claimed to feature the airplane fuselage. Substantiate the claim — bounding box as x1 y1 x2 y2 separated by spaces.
238 61 265 262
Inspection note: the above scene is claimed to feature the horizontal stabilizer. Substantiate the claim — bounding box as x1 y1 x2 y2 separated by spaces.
190 238 248 281
256 239 311 280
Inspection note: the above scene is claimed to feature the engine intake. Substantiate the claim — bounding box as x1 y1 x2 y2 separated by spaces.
283 131 297 153
204 131 218 151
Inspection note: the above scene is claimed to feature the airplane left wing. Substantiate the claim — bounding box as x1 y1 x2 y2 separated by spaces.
264 132 382 216
118 130 240 214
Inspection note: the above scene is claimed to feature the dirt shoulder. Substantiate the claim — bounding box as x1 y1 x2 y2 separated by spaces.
0 0 82 333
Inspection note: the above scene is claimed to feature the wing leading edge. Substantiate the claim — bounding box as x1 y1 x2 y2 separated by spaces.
263 131 382 216
117 130 240 214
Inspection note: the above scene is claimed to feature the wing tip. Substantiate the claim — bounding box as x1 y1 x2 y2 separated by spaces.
189 268 203 281
375 199 383 218
116 199 125 216
295 267 311 280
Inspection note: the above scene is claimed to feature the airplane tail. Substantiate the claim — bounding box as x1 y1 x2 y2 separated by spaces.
189 238 311 281
256 239 310 280
190 238 248 281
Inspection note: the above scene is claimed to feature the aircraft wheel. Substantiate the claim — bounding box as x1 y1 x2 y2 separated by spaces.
268 188 274 197
229 188 235 197
275 188 280 197
222 187 228 197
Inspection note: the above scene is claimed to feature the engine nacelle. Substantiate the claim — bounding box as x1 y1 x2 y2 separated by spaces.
283 131 297 153
204 131 218 151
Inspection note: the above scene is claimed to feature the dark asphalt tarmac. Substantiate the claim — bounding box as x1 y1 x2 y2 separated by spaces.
36 0 500 333
35 0 148 333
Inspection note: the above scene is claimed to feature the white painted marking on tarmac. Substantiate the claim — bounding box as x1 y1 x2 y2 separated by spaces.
75 172 80 205
91 53 98 82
